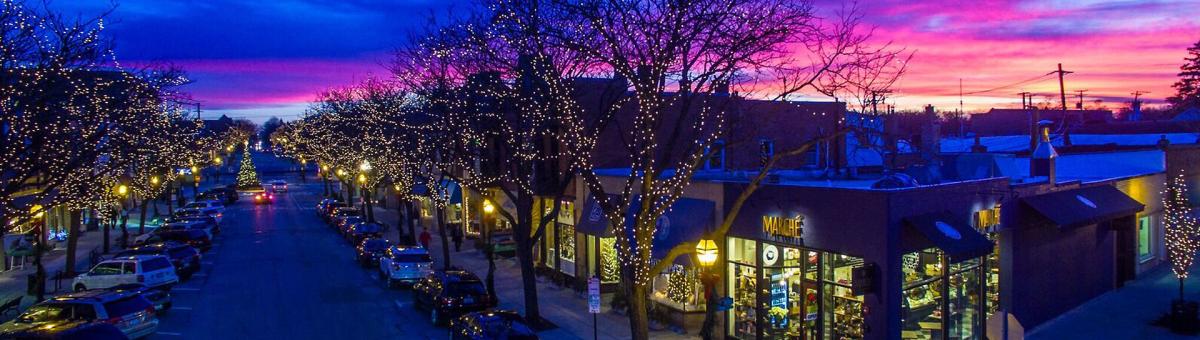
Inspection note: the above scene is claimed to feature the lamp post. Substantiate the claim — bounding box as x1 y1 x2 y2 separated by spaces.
696 238 719 340
482 199 497 299
31 204 47 301
321 164 331 197
190 165 200 197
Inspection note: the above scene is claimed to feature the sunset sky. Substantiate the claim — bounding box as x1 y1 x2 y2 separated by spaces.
57 0 1200 122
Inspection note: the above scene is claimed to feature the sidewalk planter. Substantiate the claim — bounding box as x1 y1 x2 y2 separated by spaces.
1168 299 1199 333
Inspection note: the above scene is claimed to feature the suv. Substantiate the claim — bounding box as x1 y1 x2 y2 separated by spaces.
412 270 496 325
346 222 383 244
183 200 225 214
74 255 178 291
252 191 275 205
0 320 127 340
132 219 215 246
143 229 212 252
379 246 434 288
114 242 201 278
207 186 239 204
0 289 159 339
450 310 538 340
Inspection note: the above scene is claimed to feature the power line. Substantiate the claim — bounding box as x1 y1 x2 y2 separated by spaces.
955 72 1057 96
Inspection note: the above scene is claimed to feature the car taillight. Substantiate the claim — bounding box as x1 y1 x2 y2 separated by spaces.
136 274 145 282
104 316 123 325
269 195 274 199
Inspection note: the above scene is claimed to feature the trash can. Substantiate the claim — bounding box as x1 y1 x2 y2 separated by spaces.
26 274 37 295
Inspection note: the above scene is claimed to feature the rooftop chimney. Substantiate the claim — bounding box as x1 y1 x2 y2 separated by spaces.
1031 120 1057 184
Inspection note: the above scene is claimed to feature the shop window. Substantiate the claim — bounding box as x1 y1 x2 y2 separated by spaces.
729 262 758 338
558 223 576 276
600 237 619 283
901 248 984 340
823 253 864 340
1138 216 1152 260
705 139 726 170
761 248 820 339
651 264 705 312
728 237 757 266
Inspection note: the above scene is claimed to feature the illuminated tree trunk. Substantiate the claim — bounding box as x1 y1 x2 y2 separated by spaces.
65 210 81 276
437 206 451 270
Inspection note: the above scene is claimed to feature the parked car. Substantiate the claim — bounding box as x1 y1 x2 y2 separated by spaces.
196 191 223 203
0 320 128 340
379 246 433 288
113 242 201 278
252 191 275 205
315 199 340 217
138 230 212 252
0 289 158 339
132 219 215 247
170 215 220 235
334 215 364 235
269 180 288 192
319 202 349 221
107 283 171 313
172 207 223 224
355 238 391 266
412 270 496 325
328 207 360 225
346 222 383 244
182 200 224 214
449 310 538 340
491 233 517 258
207 186 239 204
73 255 178 292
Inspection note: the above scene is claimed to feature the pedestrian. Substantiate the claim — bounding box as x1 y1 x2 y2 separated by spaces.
419 227 432 250
451 224 463 252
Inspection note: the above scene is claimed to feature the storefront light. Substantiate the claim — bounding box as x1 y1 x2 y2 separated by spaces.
695 239 718 267
483 200 495 214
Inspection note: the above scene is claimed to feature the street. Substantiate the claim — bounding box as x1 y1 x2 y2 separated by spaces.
151 179 445 339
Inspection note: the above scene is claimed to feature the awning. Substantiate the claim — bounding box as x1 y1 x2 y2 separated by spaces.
1021 185 1144 229
574 194 716 265
575 194 614 237
903 211 994 263
439 180 463 204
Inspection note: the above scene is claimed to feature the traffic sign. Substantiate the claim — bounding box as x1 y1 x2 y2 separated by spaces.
588 277 601 313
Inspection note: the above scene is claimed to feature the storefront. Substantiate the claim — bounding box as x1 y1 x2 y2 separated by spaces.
725 236 867 340
534 197 577 278
724 178 1009 340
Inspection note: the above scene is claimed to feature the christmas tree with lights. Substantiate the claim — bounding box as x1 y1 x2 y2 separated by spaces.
236 147 261 190
1161 171 1200 332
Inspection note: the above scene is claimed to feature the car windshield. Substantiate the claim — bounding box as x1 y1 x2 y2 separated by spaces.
102 296 151 317
393 254 432 263
363 240 389 250
480 315 536 338
16 303 71 323
445 281 487 297
355 224 381 233
141 257 172 272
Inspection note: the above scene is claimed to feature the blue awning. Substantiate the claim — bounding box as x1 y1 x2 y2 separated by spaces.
439 180 463 204
903 211 994 263
576 194 715 264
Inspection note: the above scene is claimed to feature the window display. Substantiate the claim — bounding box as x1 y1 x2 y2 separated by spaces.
823 253 864 340
901 248 984 340
600 237 619 283
558 223 576 276
730 263 758 339
651 265 704 311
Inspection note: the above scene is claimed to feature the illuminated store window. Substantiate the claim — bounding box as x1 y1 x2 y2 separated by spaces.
1138 216 1152 260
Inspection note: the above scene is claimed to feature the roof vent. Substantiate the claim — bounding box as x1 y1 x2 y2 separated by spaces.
871 172 919 189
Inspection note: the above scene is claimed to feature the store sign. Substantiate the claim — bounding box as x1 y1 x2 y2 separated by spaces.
762 215 804 240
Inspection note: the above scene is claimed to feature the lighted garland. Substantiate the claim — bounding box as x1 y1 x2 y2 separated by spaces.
1163 172 1199 281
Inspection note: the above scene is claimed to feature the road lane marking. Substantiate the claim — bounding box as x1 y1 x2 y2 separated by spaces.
156 332 183 336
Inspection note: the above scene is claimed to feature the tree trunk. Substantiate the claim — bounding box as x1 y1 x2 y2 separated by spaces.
65 210 81 276
34 226 46 302
437 206 451 270
102 210 111 254
119 211 129 249
484 217 496 298
627 282 650 340
406 202 417 246
138 197 149 235
514 192 542 326
365 188 375 222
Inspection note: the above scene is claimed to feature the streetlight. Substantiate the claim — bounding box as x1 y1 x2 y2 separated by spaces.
695 238 719 340
482 200 495 214
117 184 129 197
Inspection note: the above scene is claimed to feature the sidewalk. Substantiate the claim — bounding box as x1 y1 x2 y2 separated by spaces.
0 225 114 311
1029 264 1200 339
367 204 698 340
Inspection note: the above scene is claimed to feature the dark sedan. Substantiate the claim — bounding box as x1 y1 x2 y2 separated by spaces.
449 310 538 340
346 222 383 244
412 270 496 326
355 238 391 266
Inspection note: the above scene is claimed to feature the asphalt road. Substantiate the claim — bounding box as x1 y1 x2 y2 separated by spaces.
152 177 445 339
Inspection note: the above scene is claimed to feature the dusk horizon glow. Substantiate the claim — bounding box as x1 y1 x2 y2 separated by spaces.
60 0 1200 122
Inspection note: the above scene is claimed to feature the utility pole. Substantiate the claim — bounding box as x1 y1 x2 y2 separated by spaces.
1019 91 1037 151
1018 92 1034 110
1075 89 1089 109
1131 91 1149 103
1054 63 1073 121
870 89 893 115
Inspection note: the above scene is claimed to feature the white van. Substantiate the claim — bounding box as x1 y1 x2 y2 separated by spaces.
74 255 179 291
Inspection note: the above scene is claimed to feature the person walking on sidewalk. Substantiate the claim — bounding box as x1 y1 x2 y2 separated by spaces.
419 227 432 250
451 224 463 252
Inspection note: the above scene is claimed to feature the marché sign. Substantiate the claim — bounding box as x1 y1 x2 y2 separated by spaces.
762 215 804 240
